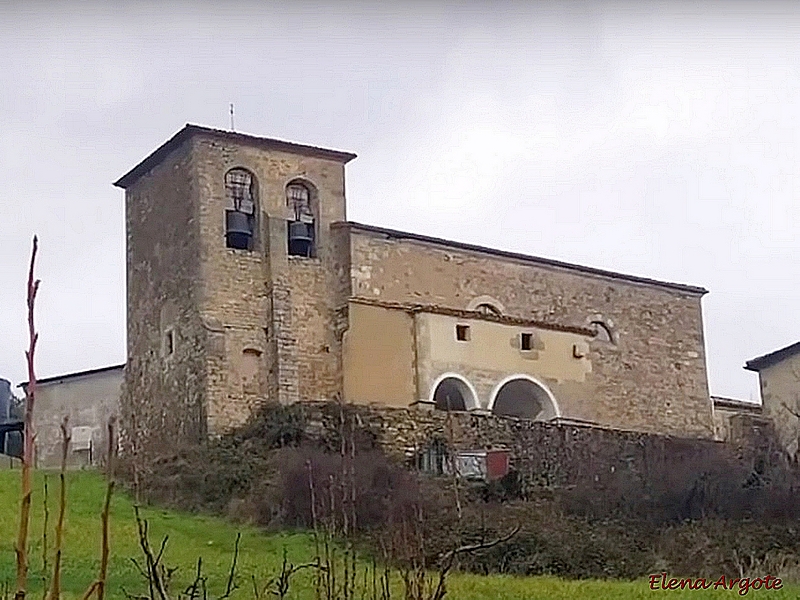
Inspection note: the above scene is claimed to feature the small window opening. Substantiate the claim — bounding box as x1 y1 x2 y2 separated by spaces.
165 330 175 356
590 321 614 343
456 324 470 342
287 181 316 257
225 168 256 250
475 303 501 317
521 332 533 351
417 439 448 475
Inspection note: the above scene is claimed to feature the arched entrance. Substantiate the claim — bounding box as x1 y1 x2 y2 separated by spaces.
490 376 559 421
430 375 477 412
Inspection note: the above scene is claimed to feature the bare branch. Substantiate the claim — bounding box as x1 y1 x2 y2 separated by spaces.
82 417 118 600
218 532 241 600
444 524 521 560
47 418 70 600
183 557 204 600
430 525 520 600
97 417 117 600
781 401 800 420
15 235 40 600
132 506 170 600
40 475 49 600
80 582 101 600
130 559 149 581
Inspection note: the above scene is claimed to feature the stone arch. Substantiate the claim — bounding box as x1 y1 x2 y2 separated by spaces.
429 373 479 412
586 314 617 344
590 320 614 343
283 176 319 216
225 167 258 211
489 375 559 421
466 295 505 315
224 167 258 250
285 177 319 257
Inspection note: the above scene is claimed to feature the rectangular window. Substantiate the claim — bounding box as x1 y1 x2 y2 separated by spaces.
71 426 93 451
521 332 533 351
456 324 470 342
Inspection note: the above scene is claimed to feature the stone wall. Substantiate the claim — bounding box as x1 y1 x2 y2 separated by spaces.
340 224 714 439
287 259 341 403
296 402 770 490
711 398 763 442
31 367 122 468
752 354 800 457
122 139 207 456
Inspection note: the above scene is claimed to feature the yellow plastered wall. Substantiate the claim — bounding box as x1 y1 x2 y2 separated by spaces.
343 303 416 406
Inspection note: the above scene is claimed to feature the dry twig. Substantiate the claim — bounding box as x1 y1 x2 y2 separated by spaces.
428 525 520 600
80 417 118 600
47 418 70 600
259 548 315 599
40 476 49 600
127 505 241 600
97 417 117 600
15 236 40 600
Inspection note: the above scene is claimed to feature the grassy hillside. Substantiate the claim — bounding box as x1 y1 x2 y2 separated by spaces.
1 469 798 599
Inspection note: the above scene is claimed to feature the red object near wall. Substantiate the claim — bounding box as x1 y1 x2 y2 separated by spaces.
486 449 510 480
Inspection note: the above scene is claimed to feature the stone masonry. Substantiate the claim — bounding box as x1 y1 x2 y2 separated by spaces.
117 126 354 455
340 223 713 438
294 401 770 492
116 124 715 459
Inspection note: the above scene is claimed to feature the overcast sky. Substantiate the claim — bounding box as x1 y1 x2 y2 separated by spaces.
1 1 799 401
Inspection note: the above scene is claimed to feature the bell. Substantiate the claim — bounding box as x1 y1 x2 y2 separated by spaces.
226 210 253 250
288 220 313 256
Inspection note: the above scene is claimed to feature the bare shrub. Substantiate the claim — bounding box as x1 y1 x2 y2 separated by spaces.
218 402 307 452
124 400 800 584
554 435 800 524
124 507 240 600
270 446 419 529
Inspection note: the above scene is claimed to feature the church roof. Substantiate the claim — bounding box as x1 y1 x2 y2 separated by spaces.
337 221 709 296
114 124 357 189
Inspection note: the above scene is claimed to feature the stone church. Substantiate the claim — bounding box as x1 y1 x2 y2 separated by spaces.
115 124 714 454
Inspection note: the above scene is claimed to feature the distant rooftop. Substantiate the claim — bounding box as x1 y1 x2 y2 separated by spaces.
744 341 800 372
19 363 125 389
114 124 357 189
711 395 762 413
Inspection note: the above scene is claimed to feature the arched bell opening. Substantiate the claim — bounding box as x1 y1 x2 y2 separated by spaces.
286 179 317 257
225 168 258 250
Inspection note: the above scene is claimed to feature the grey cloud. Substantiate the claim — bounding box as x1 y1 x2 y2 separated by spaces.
2 1 800 402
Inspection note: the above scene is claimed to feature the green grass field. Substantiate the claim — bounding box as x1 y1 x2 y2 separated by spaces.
1 470 798 599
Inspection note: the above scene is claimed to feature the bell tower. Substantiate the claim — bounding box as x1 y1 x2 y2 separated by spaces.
116 124 356 455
